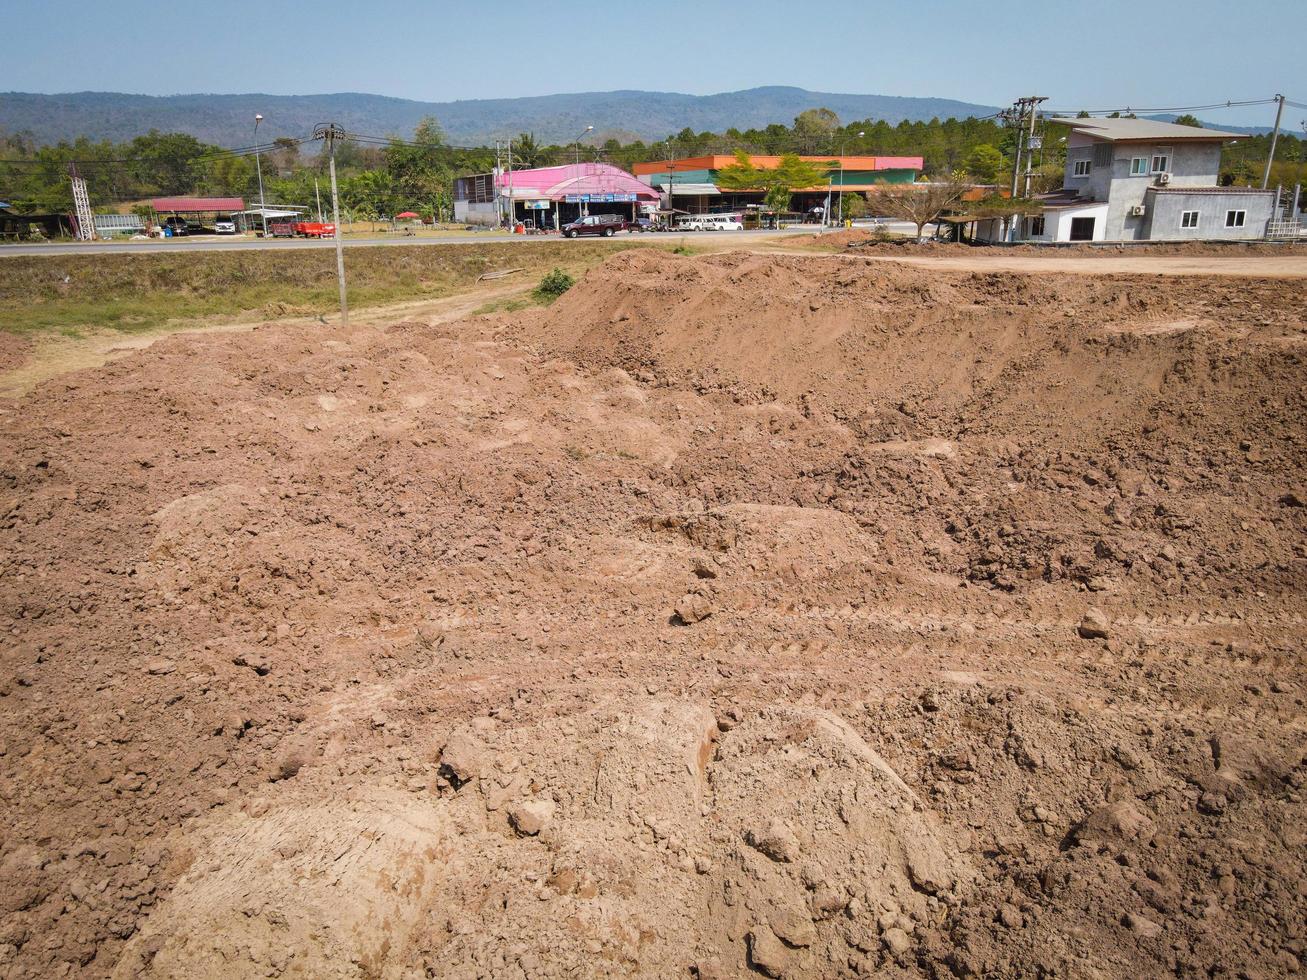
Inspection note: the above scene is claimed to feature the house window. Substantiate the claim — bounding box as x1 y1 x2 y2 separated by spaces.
1130 157 1149 176
1028 215 1046 236
1225 209 1246 228
1151 148 1172 173
1180 210 1200 229
1072 160 1091 177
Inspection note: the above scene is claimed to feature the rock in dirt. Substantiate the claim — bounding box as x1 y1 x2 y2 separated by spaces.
902 825 954 895
1124 911 1162 938
882 927 912 955
508 798 556 836
769 909 816 948
1072 799 1155 845
746 818 801 863
674 592 714 624
747 924 791 978
144 658 176 675
439 733 486 787
1078 607 1111 639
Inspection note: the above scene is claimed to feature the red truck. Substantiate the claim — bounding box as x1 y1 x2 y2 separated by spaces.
562 214 629 238
293 221 336 238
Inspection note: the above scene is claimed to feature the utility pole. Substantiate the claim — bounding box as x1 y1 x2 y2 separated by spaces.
314 179 323 223
1261 94 1285 189
314 123 348 326
1023 96 1047 197
494 140 503 228
837 130 864 226
506 138 514 232
1006 104 1025 199
254 113 268 237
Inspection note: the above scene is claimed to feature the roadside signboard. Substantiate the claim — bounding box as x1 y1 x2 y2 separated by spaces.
564 193 638 203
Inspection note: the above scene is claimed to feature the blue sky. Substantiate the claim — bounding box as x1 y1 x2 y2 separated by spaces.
1 0 1297 125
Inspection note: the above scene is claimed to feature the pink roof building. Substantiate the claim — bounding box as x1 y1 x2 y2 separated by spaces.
497 163 661 203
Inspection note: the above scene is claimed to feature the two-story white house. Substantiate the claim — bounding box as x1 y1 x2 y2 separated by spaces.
1013 116 1276 243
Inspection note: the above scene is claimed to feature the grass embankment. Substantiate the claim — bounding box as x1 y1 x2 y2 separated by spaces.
0 241 646 336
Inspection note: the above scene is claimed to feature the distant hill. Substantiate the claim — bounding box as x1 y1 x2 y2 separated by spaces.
0 87 999 147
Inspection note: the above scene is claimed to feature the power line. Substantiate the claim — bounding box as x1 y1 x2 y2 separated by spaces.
1042 97 1282 117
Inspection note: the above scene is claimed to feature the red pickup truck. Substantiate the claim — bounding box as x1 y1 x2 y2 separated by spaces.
293 221 336 238
562 214 628 238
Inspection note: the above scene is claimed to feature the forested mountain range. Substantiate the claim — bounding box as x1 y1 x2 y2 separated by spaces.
0 87 999 147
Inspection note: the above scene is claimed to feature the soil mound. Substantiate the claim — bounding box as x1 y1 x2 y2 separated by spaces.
1 250 1304 978
524 250 1305 436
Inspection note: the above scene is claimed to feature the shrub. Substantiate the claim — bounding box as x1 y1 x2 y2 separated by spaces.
534 267 575 301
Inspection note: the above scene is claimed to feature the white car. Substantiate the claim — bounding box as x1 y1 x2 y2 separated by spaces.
214 216 237 234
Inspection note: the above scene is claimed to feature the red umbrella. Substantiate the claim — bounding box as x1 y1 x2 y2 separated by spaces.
395 211 419 219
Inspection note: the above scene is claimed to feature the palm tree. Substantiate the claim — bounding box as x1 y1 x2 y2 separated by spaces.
513 132 542 168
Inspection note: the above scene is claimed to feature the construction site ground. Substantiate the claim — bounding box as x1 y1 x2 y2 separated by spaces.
1 246 1304 979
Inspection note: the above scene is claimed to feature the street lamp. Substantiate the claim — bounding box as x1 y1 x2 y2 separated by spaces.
572 125 593 217
573 125 593 166
836 130 865 226
253 113 268 237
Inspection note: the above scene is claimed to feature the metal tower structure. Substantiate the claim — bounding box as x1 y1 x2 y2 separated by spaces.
69 165 95 241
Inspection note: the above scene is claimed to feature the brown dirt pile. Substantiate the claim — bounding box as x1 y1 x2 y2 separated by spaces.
800 231 1307 256
1 250 1305 978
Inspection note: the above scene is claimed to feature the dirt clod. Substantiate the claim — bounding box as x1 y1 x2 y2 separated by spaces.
1078 607 1111 639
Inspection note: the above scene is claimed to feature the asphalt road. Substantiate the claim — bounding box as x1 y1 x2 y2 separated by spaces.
0 227 837 257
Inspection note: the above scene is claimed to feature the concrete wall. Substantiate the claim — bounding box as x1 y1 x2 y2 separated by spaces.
1047 204 1110 242
1142 189 1275 240
454 200 498 226
975 202 1108 243
1104 144 1223 240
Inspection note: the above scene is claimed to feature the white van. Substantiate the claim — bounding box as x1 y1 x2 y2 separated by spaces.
677 213 743 232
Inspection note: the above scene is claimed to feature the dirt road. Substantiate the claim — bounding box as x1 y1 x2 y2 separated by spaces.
0 250 1303 979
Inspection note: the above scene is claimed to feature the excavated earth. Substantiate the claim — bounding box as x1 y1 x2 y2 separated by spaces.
1 250 1305 979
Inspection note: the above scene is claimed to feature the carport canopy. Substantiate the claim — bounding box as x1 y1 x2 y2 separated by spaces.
151 197 245 213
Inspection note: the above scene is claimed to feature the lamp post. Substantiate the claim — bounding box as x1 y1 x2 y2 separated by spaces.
573 125 593 166
667 148 675 224
253 114 268 237
836 130 865 226
572 125 593 217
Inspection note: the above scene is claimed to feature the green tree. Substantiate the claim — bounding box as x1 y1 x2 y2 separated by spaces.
412 116 445 147
1173 114 1203 128
716 151 831 213
512 132 542 167
205 154 255 196
842 193 868 219
962 144 1004 182
794 108 840 137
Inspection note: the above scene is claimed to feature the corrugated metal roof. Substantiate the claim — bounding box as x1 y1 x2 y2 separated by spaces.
633 155 924 175
499 163 659 200
659 182 719 195
1051 117 1243 142
151 196 245 212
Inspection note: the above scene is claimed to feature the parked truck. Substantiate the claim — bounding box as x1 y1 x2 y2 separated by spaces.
293 221 336 238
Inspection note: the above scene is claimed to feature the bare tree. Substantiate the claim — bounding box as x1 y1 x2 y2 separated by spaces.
871 181 970 242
